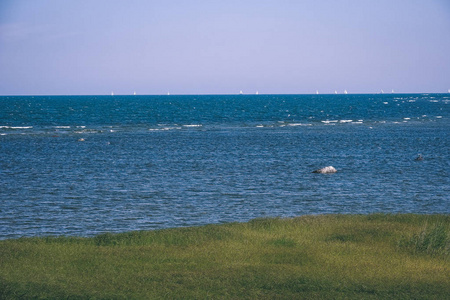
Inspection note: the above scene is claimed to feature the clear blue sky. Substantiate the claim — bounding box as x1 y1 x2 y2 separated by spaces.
1 0 449 95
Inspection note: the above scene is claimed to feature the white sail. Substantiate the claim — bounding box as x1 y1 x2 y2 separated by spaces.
256 91 259 95
344 90 348 94
334 90 338 94
111 92 114 96
240 90 243 95
133 91 136 95
316 90 319 94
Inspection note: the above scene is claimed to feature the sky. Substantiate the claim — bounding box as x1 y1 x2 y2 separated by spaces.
0 0 449 95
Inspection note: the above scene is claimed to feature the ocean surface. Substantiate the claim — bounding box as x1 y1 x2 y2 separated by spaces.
1 94 449 239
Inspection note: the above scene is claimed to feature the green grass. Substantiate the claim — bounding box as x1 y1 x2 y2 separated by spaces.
0 214 449 299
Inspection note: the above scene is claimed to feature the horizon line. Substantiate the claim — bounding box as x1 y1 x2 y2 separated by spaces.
1 91 449 97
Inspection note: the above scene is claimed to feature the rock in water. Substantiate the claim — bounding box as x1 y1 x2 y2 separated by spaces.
415 154 423 161
312 166 337 174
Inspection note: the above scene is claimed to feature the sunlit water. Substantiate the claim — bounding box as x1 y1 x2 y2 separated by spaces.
0 94 449 239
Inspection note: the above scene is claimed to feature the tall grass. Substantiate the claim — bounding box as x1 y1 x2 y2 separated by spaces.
0 214 449 299
398 221 450 256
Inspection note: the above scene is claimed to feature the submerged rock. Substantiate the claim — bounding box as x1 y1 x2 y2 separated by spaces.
312 166 337 174
415 154 423 161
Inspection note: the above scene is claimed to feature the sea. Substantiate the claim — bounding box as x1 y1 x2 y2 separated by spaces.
0 94 449 239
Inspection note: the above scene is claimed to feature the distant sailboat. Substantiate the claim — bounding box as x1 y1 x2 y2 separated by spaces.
167 92 170 95
256 91 259 95
391 89 395 94
240 90 243 95
448 89 450 93
334 90 338 94
111 92 114 96
133 91 136 96
344 90 348 94
381 89 384 94
316 90 319 95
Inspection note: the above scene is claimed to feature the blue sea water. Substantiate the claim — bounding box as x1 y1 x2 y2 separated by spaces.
0 94 449 239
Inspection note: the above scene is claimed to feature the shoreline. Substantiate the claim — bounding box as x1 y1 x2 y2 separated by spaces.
1 212 449 241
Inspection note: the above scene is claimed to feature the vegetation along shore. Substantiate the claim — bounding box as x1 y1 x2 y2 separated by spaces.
0 214 449 299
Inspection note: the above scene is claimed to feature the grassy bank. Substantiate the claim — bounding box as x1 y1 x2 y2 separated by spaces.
1 214 449 299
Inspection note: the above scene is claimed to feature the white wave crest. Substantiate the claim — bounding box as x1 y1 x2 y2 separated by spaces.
287 123 312 126
149 127 182 131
